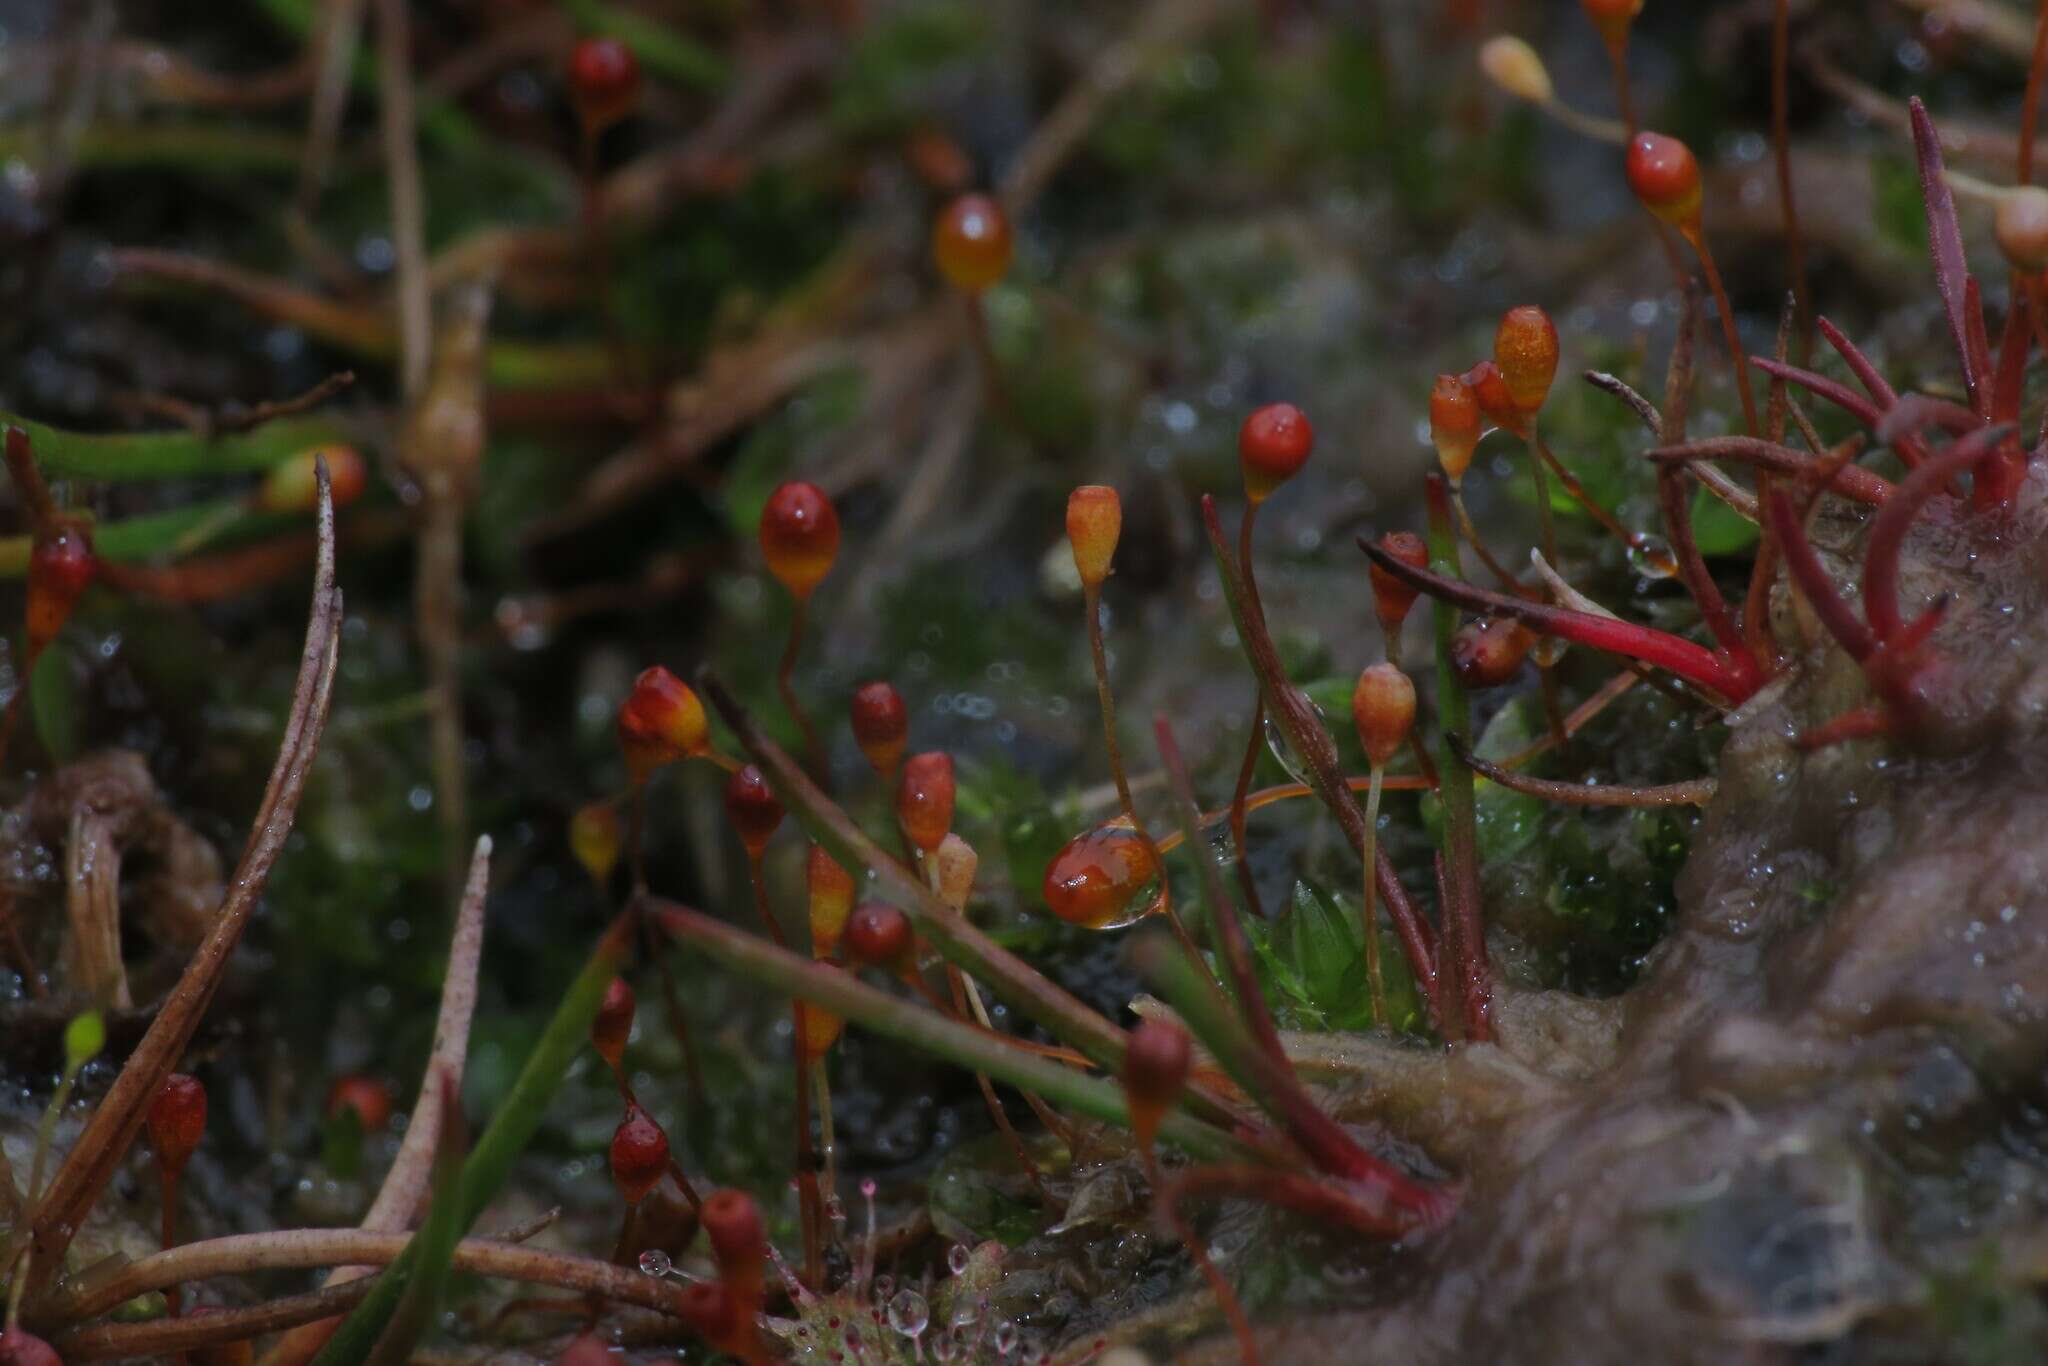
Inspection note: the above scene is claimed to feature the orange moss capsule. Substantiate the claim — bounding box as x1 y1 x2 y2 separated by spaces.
1995 187 2048 273
1429 375 1481 486
798 990 846 1062
325 1075 392 1133
1066 485 1123 590
617 666 708 781
1042 823 1159 930
1495 305 1559 415
1451 616 1536 689
759 480 840 601
843 901 912 972
147 1072 207 1178
1352 664 1416 769
1460 360 1524 434
895 751 955 853
26 522 95 659
592 976 635 1069
724 764 784 858
1369 532 1430 638
929 832 978 910
569 801 623 889
807 844 856 959
256 445 367 515
849 680 908 780
1238 402 1314 504
1626 131 1702 230
1478 34 1553 105
1122 1017 1190 1154
931 193 1013 292
610 1104 670 1204
568 36 641 132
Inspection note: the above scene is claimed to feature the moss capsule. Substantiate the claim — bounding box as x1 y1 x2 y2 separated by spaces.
591 977 635 1070
843 901 912 972
325 1075 392 1133
807 844 855 959
759 480 840 601
1066 485 1123 590
147 1072 207 1178
1042 823 1160 929
616 667 708 781
1238 402 1314 504
1995 186 2048 273
1626 131 1702 230
1478 35 1553 105
724 764 784 858
1122 1018 1191 1153
610 1104 670 1204
569 801 623 889
1429 375 1481 486
26 522 95 658
1352 664 1416 769
1369 532 1430 639
931 193 1013 292
256 445 367 515
568 36 641 132
849 680 908 780
895 751 955 853
1495 305 1559 415
1451 616 1536 689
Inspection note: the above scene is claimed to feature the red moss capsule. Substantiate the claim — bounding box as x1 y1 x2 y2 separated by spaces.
569 801 623 889
0 1328 63 1366
1626 132 1702 230
843 901 912 972
1495 306 1559 415
256 445 367 515
568 36 641 132
592 976 635 1069
1352 664 1416 769
26 522 95 659
1995 187 2048 273
1122 1017 1191 1152
610 1104 670 1205
617 666 708 781
724 764 784 858
931 193 1013 292
1042 823 1159 930
1066 485 1122 590
759 480 840 601
553 1332 614 1366
701 1188 767 1305
895 751 955 853
1238 402 1314 504
1580 0 1642 48
1429 375 1481 486
1450 616 1536 689
1369 532 1430 639
325 1075 392 1133
849 680 909 780
807 844 856 959
147 1072 207 1178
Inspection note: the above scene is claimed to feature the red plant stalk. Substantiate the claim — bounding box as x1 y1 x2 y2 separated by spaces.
1862 424 2012 642
1423 478 1491 1042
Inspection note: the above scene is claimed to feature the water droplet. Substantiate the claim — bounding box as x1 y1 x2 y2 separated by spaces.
948 1243 971 1276
1262 702 1325 788
932 1334 957 1363
873 1274 895 1303
1041 821 1160 929
1531 633 1569 668
636 1249 671 1278
888 1289 930 1338
994 1320 1020 1355
1628 532 1678 580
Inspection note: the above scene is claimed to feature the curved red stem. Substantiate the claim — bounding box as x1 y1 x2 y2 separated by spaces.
1863 424 2011 641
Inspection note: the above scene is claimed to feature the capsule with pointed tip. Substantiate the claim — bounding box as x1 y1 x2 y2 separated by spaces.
849 680 908 780
617 667 708 781
724 764 784 858
929 832 978 911
1122 1018 1191 1154
895 751 955 852
1460 360 1524 434
1429 376 1481 486
610 1104 670 1204
1238 403 1314 504
931 193 1013 292
326 1075 392 1133
568 36 641 133
1368 531 1430 640
1352 664 1416 769
256 445 367 515
759 480 840 601
1042 823 1159 929
147 1073 207 1178
1066 485 1122 590
798 990 846 1061
591 977 635 1070
1579 0 1643 51
1495 306 1559 415
1478 35 1553 105
1626 132 1702 230
569 801 623 889
26 522 95 660
807 844 855 959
